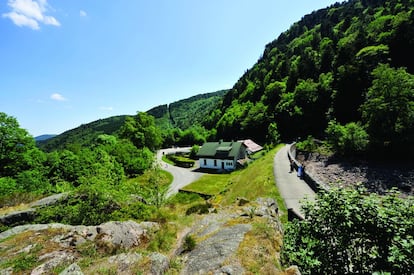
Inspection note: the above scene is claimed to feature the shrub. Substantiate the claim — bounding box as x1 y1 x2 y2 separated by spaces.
325 120 369 155
282 187 414 274
185 202 212 215
183 235 196 252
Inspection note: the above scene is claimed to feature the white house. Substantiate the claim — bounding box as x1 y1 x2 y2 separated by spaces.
197 141 247 171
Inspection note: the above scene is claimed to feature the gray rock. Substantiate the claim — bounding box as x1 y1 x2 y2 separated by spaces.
1 221 158 251
31 251 75 275
29 193 68 208
0 193 68 226
213 264 245 275
59 263 84 275
150 252 169 275
181 224 252 275
0 223 73 241
96 221 159 249
108 252 142 272
0 267 13 275
0 208 36 226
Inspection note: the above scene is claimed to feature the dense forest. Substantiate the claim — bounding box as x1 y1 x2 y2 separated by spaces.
202 0 414 159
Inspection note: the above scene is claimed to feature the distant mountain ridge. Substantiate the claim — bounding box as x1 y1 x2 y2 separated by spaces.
34 135 57 142
37 90 227 151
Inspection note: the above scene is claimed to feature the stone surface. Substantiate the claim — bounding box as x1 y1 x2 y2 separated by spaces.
31 251 75 275
96 221 159 249
108 252 143 272
150 252 170 275
59 263 84 275
0 193 68 226
0 223 73 241
29 193 68 208
0 208 36 226
0 221 159 250
181 224 251 275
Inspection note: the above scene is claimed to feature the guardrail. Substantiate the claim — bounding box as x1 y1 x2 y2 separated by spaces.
287 143 329 192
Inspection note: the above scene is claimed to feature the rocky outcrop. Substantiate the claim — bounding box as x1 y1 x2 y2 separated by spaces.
0 193 68 226
0 197 287 274
0 208 37 226
31 251 75 275
29 193 68 208
178 197 285 274
1 221 159 250
181 224 252 274
149 252 170 275
59 263 84 275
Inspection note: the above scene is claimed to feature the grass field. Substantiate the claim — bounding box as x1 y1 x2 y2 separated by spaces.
181 144 287 222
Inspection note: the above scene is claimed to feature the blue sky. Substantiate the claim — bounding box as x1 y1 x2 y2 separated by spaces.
1 0 338 136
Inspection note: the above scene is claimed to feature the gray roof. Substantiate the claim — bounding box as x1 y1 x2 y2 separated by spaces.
197 141 244 159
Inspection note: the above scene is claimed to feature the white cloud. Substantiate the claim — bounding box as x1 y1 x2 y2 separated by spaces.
2 0 60 30
79 10 87 17
50 93 67 101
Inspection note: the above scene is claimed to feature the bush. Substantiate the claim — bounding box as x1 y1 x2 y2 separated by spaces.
35 185 120 225
166 154 195 168
325 120 369 155
296 135 317 152
282 187 414 274
185 202 212 215
183 235 196 252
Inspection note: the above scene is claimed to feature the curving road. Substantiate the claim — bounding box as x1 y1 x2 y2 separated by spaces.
157 148 205 198
274 144 316 219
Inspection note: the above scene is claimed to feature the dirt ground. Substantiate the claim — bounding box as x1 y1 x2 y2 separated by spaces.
296 152 414 196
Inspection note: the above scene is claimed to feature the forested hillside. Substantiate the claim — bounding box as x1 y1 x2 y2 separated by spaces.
37 115 128 152
147 90 227 129
208 0 414 158
38 91 226 152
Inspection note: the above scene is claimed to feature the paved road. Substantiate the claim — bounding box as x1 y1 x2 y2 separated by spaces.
274 144 315 218
157 148 205 198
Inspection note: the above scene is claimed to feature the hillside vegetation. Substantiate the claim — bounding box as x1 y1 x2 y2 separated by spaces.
204 0 414 159
38 90 226 152
1 0 414 273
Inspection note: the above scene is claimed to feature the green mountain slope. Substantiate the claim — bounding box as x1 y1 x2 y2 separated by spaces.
37 115 129 152
147 90 228 130
38 90 227 151
210 0 414 156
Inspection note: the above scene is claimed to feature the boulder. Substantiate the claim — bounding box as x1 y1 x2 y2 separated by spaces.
150 252 169 275
108 252 143 272
31 251 75 275
96 221 159 249
59 263 84 275
0 208 36 226
29 193 68 208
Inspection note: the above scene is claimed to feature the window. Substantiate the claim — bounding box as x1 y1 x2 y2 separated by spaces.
203 159 207 166
214 159 217 166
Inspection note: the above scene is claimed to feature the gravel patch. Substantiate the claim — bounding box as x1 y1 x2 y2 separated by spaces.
297 152 414 195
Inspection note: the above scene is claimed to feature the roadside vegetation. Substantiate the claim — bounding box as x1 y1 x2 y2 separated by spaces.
181 145 288 222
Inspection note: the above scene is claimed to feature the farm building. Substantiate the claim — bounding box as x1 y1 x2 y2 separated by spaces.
197 141 247 171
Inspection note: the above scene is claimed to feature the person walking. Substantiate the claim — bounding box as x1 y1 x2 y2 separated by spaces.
297 162 304 179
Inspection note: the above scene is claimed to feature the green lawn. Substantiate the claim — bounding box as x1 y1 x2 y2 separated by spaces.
180 144 287 221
